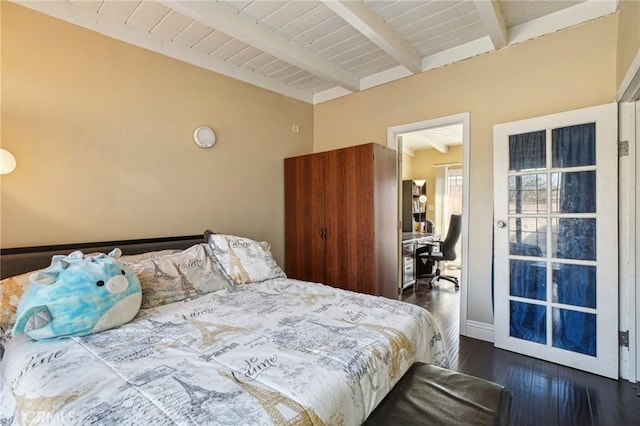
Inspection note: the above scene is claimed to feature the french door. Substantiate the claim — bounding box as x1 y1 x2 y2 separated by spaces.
493 103 618 378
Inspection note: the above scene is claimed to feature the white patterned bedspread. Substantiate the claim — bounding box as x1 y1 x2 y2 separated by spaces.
1 278 449 425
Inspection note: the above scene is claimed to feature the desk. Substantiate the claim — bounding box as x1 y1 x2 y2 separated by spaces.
401 233 439 290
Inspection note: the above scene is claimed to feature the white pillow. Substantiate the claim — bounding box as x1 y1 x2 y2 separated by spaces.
127 244 231 309
204 234 285 284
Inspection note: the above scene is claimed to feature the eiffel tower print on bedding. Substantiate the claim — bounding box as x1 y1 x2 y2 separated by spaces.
1 278 449 425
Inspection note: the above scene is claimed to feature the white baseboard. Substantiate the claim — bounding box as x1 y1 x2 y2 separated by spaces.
463 320 494 343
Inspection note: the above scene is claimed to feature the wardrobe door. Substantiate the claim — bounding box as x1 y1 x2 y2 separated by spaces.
284 153 326 283
324 145 375 293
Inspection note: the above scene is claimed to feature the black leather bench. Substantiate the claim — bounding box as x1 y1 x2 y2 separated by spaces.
365 362 512 426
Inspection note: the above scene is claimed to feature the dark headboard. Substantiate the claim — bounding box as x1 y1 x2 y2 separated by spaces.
0 235 204 279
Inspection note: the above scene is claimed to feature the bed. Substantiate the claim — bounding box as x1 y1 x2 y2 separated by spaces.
0 234 450 425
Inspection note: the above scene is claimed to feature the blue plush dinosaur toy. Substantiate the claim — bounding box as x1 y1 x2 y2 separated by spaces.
12 249 142 340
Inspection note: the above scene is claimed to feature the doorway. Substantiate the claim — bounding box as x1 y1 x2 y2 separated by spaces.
387 113 470 336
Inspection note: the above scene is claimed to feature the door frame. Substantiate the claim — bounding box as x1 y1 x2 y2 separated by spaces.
387 112 470 336
618 49 640 382
619 101 637 382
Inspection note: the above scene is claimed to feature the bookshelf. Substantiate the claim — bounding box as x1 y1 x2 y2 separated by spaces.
402 180 427 232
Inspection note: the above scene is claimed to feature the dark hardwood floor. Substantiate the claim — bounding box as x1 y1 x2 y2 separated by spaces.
401 269 640 426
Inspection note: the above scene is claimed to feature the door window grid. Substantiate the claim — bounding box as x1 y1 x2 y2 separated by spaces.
507 123 598 355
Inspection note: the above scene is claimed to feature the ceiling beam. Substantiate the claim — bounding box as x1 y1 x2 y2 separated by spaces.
162 0 361 92
322 0 422 74
424 137 449 154
473 0 508 49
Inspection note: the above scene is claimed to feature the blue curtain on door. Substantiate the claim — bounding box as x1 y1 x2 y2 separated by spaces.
552 123 597 356
508 131 547 343
552 124 596 168
509 130 546 172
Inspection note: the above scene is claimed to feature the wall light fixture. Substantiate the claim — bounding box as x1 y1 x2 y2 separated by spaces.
0 149 16 174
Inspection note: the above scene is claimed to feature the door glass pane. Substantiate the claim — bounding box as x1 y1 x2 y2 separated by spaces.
552 308 596 356
551 218 596 260
509 174 547 213
509 131 546 171
552 123 596 168
510 260 546 300
510 301 546 344
552 264 596 309
509 218 547 256
551 171 596 213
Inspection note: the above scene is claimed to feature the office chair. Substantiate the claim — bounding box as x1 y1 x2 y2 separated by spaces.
418 214 461 290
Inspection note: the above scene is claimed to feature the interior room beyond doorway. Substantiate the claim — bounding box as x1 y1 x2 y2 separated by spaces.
401 124 463 247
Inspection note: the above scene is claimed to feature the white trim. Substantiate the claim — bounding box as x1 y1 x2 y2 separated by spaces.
619 102 637 382
387 113 471 337
387 114 470 147
465 320 494 343
634 101 640 383
460 116 470 337
396 136 405 296
629 101 640 381
617 50 640 102
617 62 640 384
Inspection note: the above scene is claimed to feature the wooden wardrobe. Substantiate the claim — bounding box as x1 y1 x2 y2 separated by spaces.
284 143 398 299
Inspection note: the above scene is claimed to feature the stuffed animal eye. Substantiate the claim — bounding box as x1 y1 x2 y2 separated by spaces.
96 280 105 287
121 270 126 275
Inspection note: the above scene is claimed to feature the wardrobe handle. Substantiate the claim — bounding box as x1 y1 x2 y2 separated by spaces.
320 228 325 240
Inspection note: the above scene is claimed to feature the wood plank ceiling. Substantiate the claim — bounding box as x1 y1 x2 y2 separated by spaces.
14 0 617 104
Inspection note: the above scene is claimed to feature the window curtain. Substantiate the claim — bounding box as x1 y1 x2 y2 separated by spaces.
433 166 447 236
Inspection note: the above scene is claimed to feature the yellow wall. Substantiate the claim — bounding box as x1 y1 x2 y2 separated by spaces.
617 0 640 90
315 16 617 325
401 152 414 180
0 3 314 266
407 146 463 222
